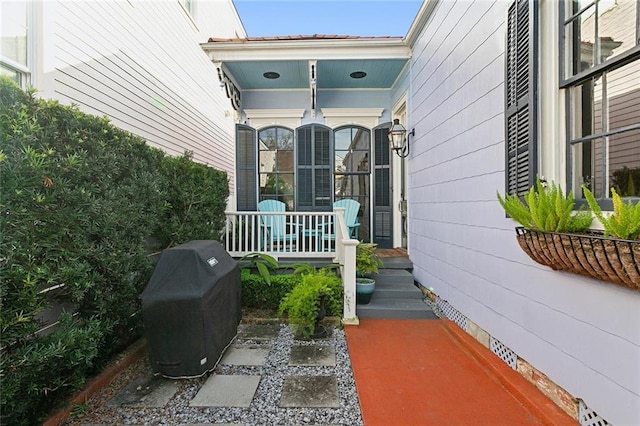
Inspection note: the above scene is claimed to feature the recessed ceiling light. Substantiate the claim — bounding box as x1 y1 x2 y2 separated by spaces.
263 71 280 79
350 71 367 79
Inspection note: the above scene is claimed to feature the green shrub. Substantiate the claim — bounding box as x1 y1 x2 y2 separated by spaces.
157 152 229 248
239 252 280 285
278 270 343 338
0 315 105 425
583 187 640 239
240 269 301 309
0 76 230 424
497 177 593 232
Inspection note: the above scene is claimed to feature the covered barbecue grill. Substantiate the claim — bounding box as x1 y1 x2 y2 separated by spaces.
141 240 241 378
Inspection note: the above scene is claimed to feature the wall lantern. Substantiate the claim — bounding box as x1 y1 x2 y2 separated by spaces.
388 118 414 158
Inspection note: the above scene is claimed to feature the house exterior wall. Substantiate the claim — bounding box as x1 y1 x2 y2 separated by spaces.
407 1 640 424
32 0 241 183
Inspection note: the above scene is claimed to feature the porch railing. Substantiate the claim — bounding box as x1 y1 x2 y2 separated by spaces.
223 208 358 324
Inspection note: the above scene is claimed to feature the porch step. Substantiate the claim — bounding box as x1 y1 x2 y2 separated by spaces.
357 269 437 320
380 256 413 270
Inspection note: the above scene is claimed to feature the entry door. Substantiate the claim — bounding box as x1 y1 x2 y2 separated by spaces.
373 125 393 248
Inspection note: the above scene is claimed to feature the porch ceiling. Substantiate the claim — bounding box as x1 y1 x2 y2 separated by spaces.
201 35 411 91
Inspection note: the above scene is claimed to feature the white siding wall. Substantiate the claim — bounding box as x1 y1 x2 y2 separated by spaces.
36 0 241 188
408 1 640 424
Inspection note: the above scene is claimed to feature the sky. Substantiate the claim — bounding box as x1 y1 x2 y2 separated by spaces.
233 0 423 38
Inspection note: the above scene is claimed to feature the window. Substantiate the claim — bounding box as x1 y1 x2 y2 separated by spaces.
259 127 295 209
562 0 640 198
1 0 30 87
505 0 539 196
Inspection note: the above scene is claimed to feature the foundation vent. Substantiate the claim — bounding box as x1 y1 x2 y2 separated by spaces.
578 400 609 426
436 299 468 331
489 336 517 369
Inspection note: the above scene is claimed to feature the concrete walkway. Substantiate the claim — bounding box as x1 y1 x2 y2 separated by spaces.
345 319 576 425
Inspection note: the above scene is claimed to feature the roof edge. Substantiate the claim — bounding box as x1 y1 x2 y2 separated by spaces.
405 0 439 47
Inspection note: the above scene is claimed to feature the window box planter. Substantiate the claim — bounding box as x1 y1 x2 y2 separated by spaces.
515 227 640 290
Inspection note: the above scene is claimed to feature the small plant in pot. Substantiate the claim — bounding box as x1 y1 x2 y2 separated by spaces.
355 242 383 304
278 268 343 339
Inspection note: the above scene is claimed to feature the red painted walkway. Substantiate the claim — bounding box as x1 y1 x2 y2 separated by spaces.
345 319 576 426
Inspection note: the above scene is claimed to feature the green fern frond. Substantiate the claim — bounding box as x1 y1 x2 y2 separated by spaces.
498 177 592 232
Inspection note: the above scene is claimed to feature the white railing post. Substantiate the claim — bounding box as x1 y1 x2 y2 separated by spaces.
341 238 359 325
333 207 359 325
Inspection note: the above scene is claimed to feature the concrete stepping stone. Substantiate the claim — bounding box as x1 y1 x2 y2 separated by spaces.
221 344 271 366
190 375 261 407
280 375 339 408
107 375 178 408
289 345 336 367
237 324 281 341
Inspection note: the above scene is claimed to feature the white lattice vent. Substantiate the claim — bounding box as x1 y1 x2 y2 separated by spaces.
436 299 468 331
489 337 517 370
579 400 609 426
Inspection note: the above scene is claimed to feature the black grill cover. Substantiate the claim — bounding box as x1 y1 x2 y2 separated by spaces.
141 240 241 378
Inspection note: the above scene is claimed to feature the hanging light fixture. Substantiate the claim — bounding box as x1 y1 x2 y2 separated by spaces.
388 118 414 158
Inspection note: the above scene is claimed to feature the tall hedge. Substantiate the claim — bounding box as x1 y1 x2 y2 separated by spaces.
0 77 229 425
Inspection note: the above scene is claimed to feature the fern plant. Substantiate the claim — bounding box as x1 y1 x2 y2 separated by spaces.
278 269 342 338
583 187 640 240
497 177 592 232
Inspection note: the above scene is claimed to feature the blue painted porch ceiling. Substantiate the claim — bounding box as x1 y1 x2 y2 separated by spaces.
224 59 407 90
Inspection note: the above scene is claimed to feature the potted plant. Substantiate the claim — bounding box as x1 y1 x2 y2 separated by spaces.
355 242 383 304
278 268 343 338
497 177 640 289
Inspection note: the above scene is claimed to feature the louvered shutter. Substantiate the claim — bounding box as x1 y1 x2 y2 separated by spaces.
236 125 257 211
295 125 332 211
373 126 392 248
505 0 538 196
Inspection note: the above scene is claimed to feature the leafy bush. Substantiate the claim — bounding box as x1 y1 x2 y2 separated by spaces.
240 269 301 309
356 242 383 276
157 152 229 248
583 187 640 239
0 77 229 425
497 177 592 232
0 315 105 424
239 252 280 285
278 270 343 338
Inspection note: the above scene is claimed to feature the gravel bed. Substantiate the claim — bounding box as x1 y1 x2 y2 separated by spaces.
65 324 363 426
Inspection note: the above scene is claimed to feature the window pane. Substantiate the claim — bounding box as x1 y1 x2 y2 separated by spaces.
334 129 352 151
598 0 638 60
565 4 596 78
0 64 21 84
572 138 604 197
607 62 640 134
569 76 603 139
564 0 638 78
276 129 294 150
259 149 276 173
1 0 28 65
610 129 640 197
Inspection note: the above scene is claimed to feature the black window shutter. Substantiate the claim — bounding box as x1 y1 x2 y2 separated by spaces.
236 125 257 211
296 125 331 210
505 0 538 196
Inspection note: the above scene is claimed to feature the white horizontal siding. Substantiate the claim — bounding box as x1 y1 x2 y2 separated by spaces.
40 0 238 189
408 0 640 424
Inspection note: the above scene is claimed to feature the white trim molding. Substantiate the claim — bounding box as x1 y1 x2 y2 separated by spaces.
320 107 384 129
243 108 306 129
